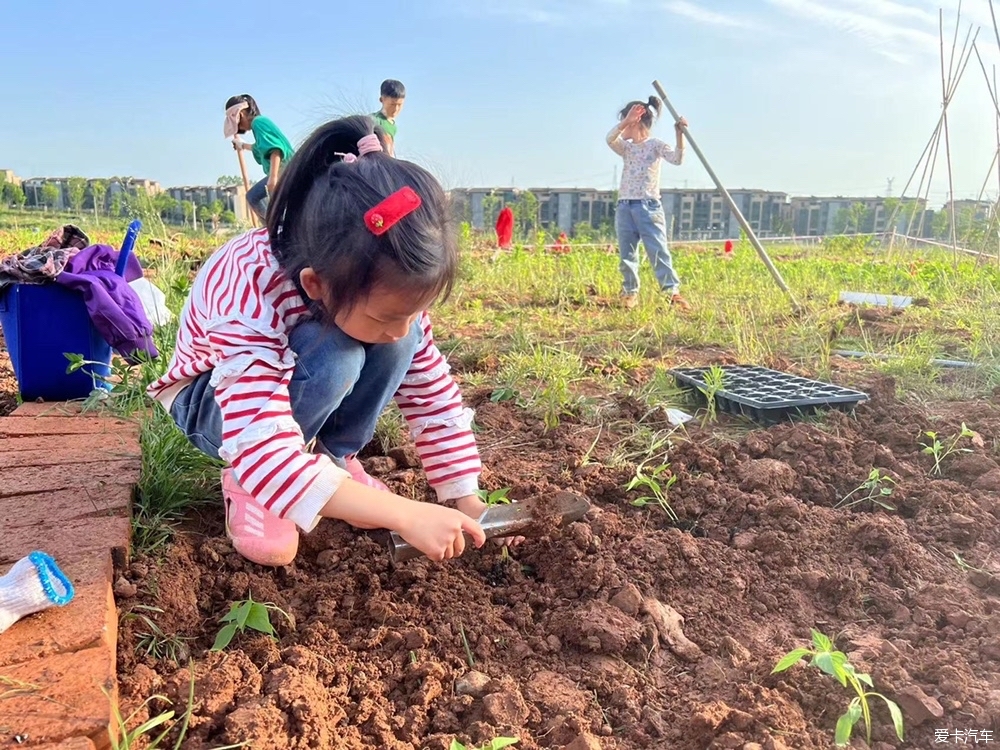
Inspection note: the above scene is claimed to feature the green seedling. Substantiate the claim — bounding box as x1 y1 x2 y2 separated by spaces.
211 594 294 651
450 738 519 750
489 385 518 403
920 423 975 475
476 487 513 506
697 365 726 426
627 462 679 522
772 629 904 747
835 469 896 511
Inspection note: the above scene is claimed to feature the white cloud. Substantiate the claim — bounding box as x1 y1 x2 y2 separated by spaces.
664 1 762 29
766 0 938 63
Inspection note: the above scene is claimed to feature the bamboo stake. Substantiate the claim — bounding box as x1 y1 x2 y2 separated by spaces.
651 79 800 312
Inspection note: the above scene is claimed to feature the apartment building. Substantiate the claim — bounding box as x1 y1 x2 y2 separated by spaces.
167 184 250 224
660 189 789 240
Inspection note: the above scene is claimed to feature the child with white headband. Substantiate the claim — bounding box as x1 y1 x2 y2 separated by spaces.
224 94 295 221
151 115 489 567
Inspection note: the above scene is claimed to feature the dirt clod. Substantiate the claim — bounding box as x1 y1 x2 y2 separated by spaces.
895 684 944 726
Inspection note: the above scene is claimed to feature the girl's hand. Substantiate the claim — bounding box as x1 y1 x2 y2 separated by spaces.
454 495 525 548
625 104 646 124
397 503 486 561
232 139 243 151
675 117 689 129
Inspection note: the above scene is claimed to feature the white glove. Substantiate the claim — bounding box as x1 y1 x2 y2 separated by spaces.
0 552 74 634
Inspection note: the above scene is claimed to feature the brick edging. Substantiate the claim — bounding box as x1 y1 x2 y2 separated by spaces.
0 403 139 748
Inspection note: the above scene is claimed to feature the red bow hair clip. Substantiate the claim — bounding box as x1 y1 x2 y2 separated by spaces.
364 187 423 236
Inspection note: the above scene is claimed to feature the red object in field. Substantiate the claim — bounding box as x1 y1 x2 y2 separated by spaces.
552 232 571 255
495 207 514 249
724 239 734 254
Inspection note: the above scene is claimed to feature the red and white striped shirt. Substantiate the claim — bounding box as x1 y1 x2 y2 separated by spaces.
148 229 481 531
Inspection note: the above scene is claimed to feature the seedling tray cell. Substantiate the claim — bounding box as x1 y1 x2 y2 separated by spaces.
668 365 868 424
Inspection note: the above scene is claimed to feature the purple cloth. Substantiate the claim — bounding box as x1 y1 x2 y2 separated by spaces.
54 245 158 363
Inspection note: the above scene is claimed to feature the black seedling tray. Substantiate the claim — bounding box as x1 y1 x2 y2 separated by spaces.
668 365 868 425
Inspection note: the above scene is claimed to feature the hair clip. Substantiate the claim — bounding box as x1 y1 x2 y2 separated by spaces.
364 187 422 236
334 152 358 163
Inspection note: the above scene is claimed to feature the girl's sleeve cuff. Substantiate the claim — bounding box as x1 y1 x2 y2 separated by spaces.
434 476 480 503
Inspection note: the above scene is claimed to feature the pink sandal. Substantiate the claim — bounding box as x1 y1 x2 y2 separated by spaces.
222 469 299 566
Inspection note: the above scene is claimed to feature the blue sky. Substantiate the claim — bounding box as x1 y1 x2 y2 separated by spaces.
3 0 1000 203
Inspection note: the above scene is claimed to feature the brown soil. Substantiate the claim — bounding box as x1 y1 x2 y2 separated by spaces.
0 330 18 417
117 376 1000 750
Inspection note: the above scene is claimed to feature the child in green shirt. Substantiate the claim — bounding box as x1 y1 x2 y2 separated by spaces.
371 79 405 157
224 94 295 221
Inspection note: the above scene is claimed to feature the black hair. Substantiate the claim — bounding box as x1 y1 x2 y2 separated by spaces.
618 96 662 129
225 94 260 134
267 115 455 322
380 79 406 99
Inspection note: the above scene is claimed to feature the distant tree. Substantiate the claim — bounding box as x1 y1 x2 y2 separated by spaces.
182 200 195 229
209 200 225 231
4 182 25 209
110 192 125 218
40 183 60 210
573 221 595 242
513 190 539 239
90 179 107 219
0 173 6 206
153 193 178 220
847 202 868 234
931 210 950 240
220 209 236 225
67 177 87 214
217 175 242 187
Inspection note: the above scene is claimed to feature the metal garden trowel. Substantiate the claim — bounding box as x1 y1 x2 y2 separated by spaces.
388 491 591 564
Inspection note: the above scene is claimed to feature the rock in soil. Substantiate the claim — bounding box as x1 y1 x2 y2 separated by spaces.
455 670 491 698
642 597 703 662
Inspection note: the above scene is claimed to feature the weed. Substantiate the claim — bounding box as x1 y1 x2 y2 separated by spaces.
211 594 294 651
834 469 896 511
108 668 246 750
374 403 407 453
626 463 679 522
0 676 40 700
458 622 476 668
772 629 904 747
696 365 726 426
126 605 191 662
920 423 975 475
953 552 990 574
450 739 519 750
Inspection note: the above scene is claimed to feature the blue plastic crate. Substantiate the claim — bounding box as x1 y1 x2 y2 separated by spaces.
0 221 141 402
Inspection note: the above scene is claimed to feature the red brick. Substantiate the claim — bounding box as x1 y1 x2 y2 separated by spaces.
0 516 130 568
33 740 97 750
0 460 139 498
0 647 115 748
0 486 131 528
11 403 87 417
0 417 138 438
0 549 115 670
0 431 139 460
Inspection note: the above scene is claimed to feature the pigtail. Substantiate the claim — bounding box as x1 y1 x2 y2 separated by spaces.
646 96 662 120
